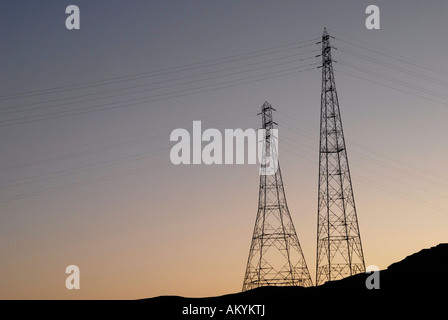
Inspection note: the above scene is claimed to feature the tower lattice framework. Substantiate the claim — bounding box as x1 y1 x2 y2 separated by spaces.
316 29 365 285
242 101 313 291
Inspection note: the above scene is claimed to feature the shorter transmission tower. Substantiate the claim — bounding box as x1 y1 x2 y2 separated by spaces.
242 102 313 291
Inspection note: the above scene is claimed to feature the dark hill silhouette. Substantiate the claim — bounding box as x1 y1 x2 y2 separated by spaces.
143 243 447 317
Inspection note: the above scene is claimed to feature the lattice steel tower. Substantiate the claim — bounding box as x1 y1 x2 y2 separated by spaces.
316 29 365 285
242 102 313 291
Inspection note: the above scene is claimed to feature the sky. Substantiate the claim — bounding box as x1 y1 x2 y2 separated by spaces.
0 0 447 299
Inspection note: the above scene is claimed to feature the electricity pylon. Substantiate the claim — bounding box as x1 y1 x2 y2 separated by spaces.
242 101 313 291
316 29 365 285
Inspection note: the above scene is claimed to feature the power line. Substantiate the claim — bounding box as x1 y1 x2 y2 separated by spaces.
0 38 320 101
279 133 448 216
337 61 448 101
337 46 448 88
330 29 448 78
277 109 448 188
0 111 255 174
0 148 167 190
0 64 318 127
335 67 447 107
0 108 261 202
0 161 172 204
1 52 319 117
0 102 260 168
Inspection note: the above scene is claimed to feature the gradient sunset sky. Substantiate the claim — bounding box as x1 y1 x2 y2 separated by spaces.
0 1 447 299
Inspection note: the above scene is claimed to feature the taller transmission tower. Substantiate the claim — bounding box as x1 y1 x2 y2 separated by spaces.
242 101 313 291
316 28 365 285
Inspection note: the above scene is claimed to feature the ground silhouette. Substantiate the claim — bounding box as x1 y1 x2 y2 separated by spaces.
143 243 447 318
